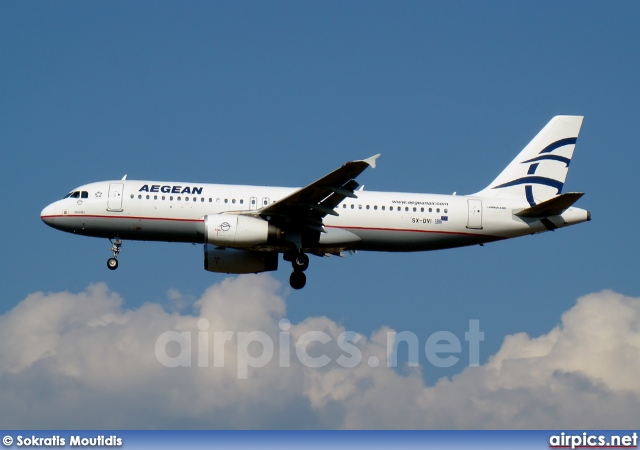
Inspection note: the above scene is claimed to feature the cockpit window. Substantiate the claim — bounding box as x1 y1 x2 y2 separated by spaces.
63 191 88 199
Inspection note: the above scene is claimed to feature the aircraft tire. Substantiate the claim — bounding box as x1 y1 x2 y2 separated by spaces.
292 253 309 272
107 258 119 270
290 271 306 290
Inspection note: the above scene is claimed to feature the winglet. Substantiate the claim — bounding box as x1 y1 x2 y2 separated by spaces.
362 153 381 169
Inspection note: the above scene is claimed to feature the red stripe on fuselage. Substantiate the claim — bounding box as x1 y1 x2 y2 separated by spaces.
41 214 204 223
326 225 506 240
42 215 506 241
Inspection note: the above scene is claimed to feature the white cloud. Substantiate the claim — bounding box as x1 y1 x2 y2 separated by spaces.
1 278 639 429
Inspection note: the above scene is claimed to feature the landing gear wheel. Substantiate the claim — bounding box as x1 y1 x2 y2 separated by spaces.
107 238 122 271
290 271 307 290
292 253 309 272
107 257 119 270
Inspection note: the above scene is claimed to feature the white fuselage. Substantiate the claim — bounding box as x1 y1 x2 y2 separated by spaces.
39 116 591 289
40 179 589 253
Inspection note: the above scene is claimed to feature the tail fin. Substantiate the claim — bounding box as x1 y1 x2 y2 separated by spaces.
473 116 584 205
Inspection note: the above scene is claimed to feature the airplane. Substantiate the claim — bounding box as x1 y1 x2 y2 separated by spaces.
41 115 590 289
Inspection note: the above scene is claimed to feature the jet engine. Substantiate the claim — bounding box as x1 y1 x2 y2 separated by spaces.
201 214 281 247
204 245 278 274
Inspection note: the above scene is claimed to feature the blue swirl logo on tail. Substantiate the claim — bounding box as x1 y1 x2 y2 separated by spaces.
493 137 577 206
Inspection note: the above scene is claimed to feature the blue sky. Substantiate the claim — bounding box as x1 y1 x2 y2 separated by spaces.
1 1 640 429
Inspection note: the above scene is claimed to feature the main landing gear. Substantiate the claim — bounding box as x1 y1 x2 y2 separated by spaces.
287 252 309 290
107 238 122 270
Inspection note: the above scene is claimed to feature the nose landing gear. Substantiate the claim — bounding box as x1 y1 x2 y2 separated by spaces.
288 252 309 290
107 238 122 270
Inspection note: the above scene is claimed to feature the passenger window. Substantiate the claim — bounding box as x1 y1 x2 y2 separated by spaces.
413 207 416 212
138 194 142 199
390 206 393 211
382 206 385 211
351 204 354 209
146 195 150 200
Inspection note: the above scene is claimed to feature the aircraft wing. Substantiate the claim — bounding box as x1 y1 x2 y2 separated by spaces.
246 154 380 234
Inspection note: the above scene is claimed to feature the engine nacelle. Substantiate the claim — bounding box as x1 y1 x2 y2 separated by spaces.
201 214 281 247
204 245 278 274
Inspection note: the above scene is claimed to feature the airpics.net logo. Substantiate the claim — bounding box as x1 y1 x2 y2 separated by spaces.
549 432 638 449
154 319 484 379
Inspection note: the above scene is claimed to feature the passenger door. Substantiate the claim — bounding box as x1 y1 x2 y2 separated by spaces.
107 183 124 212
467 199 482 229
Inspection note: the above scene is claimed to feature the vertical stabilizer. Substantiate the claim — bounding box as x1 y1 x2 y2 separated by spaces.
473 116 584 205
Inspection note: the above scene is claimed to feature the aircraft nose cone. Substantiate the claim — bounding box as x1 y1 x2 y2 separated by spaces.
41 203 56 226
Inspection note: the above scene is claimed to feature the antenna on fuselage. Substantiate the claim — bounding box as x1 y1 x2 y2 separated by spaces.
121 174 128 180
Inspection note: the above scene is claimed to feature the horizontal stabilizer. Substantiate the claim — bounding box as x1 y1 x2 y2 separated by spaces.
515 192 584 218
